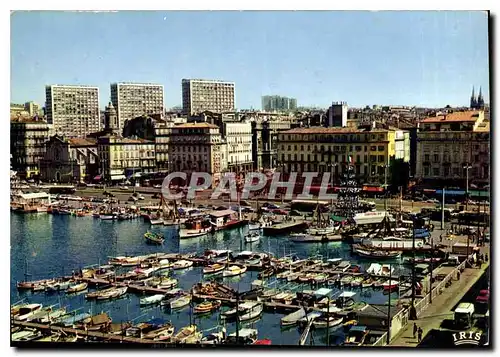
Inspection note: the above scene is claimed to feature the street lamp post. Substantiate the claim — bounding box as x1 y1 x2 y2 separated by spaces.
463 164 472 211
329 163 338 207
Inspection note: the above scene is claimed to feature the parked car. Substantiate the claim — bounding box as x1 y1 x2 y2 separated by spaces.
128 196 138 202
121 186 129 191
138 195 145 200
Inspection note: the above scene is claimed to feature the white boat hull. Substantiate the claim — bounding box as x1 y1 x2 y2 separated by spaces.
179 228 211 239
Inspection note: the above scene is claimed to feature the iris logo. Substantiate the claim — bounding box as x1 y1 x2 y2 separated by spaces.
452 331 482 346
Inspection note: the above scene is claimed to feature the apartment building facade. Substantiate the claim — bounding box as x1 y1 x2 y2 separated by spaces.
221 122 253 174
182 79 235 115
415 110 490 188
261 95 297 112
10 118 52 178
110 82 164 131
169 123 225 186
277 127 409 185
97 134 156 182
45 84 100 137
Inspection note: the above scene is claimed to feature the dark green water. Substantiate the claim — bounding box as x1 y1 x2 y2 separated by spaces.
10 213 402 345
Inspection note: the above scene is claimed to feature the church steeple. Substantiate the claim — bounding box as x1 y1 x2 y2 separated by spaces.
104 101 118 132
477 86 485 109
470 86 477 109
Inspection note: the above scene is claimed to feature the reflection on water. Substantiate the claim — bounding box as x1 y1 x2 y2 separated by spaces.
11 213 405 345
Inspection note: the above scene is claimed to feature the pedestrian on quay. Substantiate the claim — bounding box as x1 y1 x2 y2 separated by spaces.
457 271 461 280
440 234 443 243
413 323 418 338
417 327 423 342
485 253 488 262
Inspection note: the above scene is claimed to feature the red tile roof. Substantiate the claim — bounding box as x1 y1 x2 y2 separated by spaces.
68 138 97 147
282 127 389 134
420 110 481 123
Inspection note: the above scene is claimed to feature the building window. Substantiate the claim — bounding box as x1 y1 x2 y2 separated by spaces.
378 155 384 162
433 154 439 163
424 166 430 176
444 166 450 176
424 154 430 162
378 146 384 151
370 155 377 163
371 146 377 151
433 167 440 176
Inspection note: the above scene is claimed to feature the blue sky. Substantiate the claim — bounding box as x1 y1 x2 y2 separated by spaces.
11 11 489 110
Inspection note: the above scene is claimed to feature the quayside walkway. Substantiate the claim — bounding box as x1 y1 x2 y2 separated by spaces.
389 261 489 347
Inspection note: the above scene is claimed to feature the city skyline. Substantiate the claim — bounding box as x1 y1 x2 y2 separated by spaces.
11 11 490 110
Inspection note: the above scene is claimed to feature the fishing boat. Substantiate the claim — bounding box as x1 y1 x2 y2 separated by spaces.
350 276 365 288
297 273 315 284
66 282 88 294
313 314 344 329
260 288 279 300
193 300 221 314
382 280 399 291
248 221 262 231
244 231 260 243
312 273 329 284
11 328 42 342
100 213 116 220
38 307 67 324
179 217 212 239
208 209 248 232
222 265 247 277
340 275 353 286
281 307 306 327
205 249 233 263
172 325 202 344
169 294 191 309
344 325 369 346
201 331 226 345
140 294 165 306
54 312 92 327
14 304 43 321
203 263 226 275
287 272 301 282
336 291 357 309
143 323 175 341
361 277 374 288
298 311 322 325
271 292 295 305
17 278 57 290
171 259 194 270
353 245 402 259
239 301 263 321
258 267 274 279
226 328 258 345
144 231 165 244
157 278 178 290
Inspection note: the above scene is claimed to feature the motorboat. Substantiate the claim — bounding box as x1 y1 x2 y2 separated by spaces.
14 304 43 321
244 231 260 243
353 245 402 259
248 222 262 231
11 328 42 342
223 265 247 277
169 294 191 309
66 282 88 294
172 325 202 344
226 328 258 345
260 288 279 300
239 301 263 321
344 325 369 346
201 331 226 345
382 280 399 291
281 307 306 327
179 218 212 239
37 307 67 324
140 294 165 306
271 292 295 305
144 231 165 244
157 278 178 290
312 314 344 329
143 323 175 341
203 263 226 275
193 300 221 314
171 259 194 270
96 286 128 300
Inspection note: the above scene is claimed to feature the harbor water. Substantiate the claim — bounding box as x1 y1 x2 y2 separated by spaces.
10 213 405 345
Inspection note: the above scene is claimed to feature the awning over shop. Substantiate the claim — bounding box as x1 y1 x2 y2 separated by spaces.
435 189 465 196
469 190 490 197
423 189 436 193
363 186 383 192
110 175 126 181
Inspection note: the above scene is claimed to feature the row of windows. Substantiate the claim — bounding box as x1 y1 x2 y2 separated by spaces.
423 166 488 178
281 144 385 152
281 133 387 142
281 153 386 163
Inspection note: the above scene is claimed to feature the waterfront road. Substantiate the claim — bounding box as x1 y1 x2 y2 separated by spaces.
389 260 490 347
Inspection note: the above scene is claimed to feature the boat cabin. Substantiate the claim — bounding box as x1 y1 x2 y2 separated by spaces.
209 209 239 227
345 325 369 345
226 328 258 345
336 291 356 308
415 264 429 276
337 261 351 272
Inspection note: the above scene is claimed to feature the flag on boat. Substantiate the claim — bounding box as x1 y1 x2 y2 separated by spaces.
348 155 353 164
